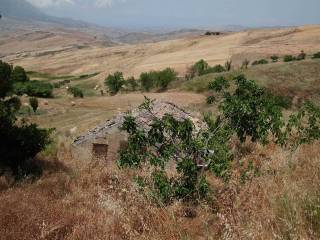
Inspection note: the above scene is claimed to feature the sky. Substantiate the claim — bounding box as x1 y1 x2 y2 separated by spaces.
26 0 320 30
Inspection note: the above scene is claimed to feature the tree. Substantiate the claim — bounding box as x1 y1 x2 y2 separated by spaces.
156 68 177 91
140 72 155 92
0 60 12 98
68 86 84 98
104 72 125 95
29 97 39 113
11 66 29 83
118 97 231 203
312 52 320 59
0 61 52 180
271 55 279 62
193 59 209 76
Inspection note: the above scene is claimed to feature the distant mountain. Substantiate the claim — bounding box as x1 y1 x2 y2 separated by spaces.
0 0 96 27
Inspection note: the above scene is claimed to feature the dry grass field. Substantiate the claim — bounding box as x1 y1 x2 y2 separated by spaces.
1 24 320 240
3 25 320 83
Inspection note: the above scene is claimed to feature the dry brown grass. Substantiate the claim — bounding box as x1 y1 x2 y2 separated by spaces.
1 135 320 240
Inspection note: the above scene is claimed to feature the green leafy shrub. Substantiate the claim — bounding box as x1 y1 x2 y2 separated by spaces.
29 97 38 113
155 68 177 91
118 97 224 203
252 59 269 65
13 81 53 98
0 61 52 180
68 86 84 98
284 55 296 62
140 72 155 92
206 64 226 74
11 66 29 83
312 52 320 59
271 55 279 62
206 95 215 104
192 59 210 76
0 60 12 98
139 68 177 92
104 72 125 95
208 76 230 92
125 77 139 91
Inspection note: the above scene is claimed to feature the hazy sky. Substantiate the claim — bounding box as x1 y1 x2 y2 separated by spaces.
26 0 320 29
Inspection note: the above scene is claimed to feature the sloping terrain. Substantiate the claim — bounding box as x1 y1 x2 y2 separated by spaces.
2 25 320 85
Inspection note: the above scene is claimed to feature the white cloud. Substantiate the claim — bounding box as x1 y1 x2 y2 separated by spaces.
26 0 75 8
94 0 127 8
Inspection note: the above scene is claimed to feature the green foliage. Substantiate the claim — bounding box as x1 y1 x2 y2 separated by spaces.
206 64 226 74
0 60 12 98
68 86 84 98
11 66 29 83
104 72 125 95
206 95 215 105
118 97 225 203
193 59 209 76
286 101 320 148
125 77 139 91
13 81 53 98
53 79 71 88
284 55 296 62
139 68 177 92
0 61 52 180
29 97 38 113
208 76 230 92
252 59 269 65
140 72 155 92
155 68 177 91
312 52 320 59
218 75 285 144
271 55 279 62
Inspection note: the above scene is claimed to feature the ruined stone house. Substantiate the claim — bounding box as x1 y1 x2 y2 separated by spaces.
72 100 204 163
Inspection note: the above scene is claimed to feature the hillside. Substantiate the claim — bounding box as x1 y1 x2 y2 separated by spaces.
2 25 320 85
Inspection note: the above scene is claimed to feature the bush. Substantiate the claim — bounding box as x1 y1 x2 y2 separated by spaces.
125 77 139 91
140 72 155 92
193 59 209 76
0 60 12 98
155 68 177 91
252 59 269 65
0 61 52 180
271 55 279 62
297 50 306 61
13 81 53 98
29 97 38 113
139 68 177 92
208 76 230 92
206 64 226 74
118 97 221 203
206 96 215 104
284 55 296 62
68 86 84 98
11 66 29 83
312 52 320 59
104 72 125 95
